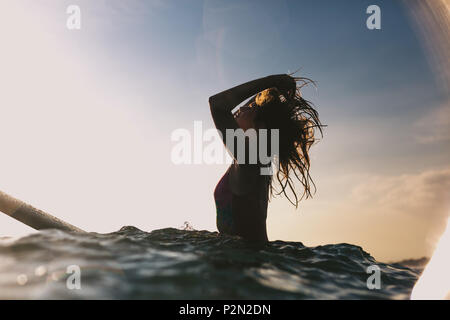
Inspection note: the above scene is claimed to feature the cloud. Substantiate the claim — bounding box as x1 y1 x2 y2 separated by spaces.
351 167 450 221
338 167 450 258
414 103 450 144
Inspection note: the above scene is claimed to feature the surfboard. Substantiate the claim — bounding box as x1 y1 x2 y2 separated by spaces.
0 190 84 233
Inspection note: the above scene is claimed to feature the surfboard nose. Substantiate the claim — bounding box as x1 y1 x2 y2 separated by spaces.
0 190 84 233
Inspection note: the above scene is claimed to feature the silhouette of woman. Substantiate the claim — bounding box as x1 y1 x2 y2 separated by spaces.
209 74 324 241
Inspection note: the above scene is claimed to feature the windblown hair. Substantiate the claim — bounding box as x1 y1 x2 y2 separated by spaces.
254 77 325 207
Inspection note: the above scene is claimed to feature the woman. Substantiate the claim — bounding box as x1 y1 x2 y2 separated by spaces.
209 74 324 242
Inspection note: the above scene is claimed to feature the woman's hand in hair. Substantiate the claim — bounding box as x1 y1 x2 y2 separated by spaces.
268 74 297 98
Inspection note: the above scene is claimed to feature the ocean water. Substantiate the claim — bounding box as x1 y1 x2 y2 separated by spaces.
0 226 424 299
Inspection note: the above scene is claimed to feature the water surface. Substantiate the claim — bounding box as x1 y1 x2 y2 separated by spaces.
0 226 423 299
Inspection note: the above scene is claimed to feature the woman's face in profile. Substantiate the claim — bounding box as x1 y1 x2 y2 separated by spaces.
235 103 258 131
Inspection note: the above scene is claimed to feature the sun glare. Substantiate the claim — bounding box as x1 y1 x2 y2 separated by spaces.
410 217 450 299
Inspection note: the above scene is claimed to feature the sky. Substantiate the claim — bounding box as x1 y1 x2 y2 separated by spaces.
0 0 448 262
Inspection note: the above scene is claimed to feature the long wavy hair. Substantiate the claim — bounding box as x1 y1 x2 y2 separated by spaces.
253 77 325 207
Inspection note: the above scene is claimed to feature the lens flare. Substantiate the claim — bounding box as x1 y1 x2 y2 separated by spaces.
402 0 450 92
411 217 450 299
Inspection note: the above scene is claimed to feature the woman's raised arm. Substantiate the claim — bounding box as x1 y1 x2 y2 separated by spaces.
209 76 271 113
208 74 296 146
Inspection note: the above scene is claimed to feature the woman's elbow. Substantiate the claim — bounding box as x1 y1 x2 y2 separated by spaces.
209 95 219 108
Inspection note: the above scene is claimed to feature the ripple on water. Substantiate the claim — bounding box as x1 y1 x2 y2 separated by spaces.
0 226 422 299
